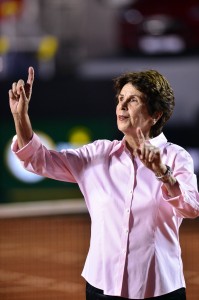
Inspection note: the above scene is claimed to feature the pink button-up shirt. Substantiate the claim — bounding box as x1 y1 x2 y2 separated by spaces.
12 132 199 299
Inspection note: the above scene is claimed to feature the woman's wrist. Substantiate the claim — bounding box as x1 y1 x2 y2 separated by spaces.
154 164 168 178
154 165 177 184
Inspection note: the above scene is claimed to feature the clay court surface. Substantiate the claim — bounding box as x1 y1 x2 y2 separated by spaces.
0 214 199 300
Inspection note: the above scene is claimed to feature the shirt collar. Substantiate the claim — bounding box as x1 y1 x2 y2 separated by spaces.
149 132 168 147
109 132 168 156
109 139 125 156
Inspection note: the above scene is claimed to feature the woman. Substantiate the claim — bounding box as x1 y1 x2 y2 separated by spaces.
9 67 199 299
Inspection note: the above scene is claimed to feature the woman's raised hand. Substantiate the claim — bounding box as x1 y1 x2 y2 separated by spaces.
9 67 34 116
136 127 166 175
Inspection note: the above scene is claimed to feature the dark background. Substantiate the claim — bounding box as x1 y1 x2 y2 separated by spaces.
1 0 199 203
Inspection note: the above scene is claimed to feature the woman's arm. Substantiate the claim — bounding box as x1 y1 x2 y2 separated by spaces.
9 67 34 149
136 127 199 218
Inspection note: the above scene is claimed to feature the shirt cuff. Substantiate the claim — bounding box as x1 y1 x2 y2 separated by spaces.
161 182 199 216
161 183 181 201
11 133 41 161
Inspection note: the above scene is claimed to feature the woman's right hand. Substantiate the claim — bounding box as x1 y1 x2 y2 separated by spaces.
9 66 34 116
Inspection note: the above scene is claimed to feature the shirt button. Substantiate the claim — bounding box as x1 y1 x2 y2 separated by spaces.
126 229 129 234
126 209 130 213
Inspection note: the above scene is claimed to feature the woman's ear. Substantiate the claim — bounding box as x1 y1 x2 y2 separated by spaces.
153 111 163 124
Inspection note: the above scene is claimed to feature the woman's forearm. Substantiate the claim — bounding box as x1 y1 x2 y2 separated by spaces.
13 113 33 149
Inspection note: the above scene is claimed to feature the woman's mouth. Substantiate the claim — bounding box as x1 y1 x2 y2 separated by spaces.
118 115 128 121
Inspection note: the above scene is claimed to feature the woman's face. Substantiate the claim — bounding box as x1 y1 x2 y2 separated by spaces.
116 83 154 138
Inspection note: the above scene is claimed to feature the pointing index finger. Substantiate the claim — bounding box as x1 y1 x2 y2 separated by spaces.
136 127 146 145
27 66 34 86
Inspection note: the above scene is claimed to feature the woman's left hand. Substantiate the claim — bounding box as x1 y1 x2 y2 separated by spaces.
136 127 167 175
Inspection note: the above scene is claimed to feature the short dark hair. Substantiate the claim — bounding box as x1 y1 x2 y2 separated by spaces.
113 70 175 137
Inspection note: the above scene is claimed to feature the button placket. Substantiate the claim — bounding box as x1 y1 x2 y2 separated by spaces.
114 151 135 295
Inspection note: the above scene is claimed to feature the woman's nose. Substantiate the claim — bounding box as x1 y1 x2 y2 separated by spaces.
121 100 128 110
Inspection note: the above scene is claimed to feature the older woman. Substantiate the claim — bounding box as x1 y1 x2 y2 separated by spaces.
9 67 199 300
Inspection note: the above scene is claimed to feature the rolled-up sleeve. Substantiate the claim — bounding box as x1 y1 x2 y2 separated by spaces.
12 133 42 161
162 147 199 218
11 133 81 183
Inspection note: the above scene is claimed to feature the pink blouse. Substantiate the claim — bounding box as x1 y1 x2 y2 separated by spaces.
12 132 199 299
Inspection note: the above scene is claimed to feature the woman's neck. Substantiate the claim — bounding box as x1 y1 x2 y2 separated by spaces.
124 132 151 157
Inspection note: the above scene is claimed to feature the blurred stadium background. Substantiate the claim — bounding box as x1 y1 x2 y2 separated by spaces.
0 0 199 299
